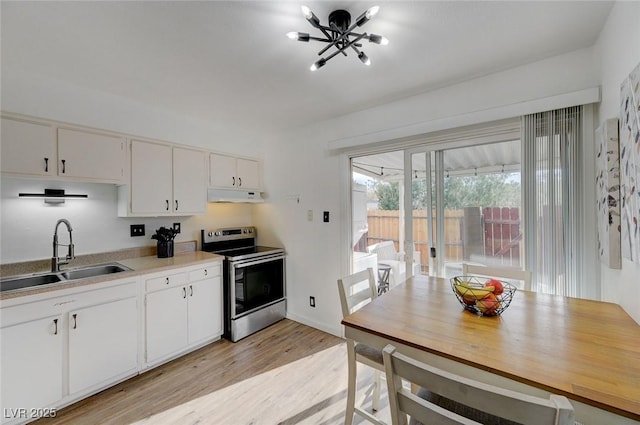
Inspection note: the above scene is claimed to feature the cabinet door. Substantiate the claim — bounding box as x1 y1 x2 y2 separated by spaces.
187 277 222 344
130 140 173 214
1 316 63 421
1 116 56 177
209 153 237 188
173 147 206 214
236 158 261 190
68 297 138 395
57 128 125 183
146 286 188 363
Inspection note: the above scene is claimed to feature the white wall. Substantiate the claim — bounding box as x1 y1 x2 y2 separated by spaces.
593 1 640 323
257 47 608 336
0 176 254 263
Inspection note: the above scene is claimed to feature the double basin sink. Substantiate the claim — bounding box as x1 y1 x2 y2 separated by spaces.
1 263 131 293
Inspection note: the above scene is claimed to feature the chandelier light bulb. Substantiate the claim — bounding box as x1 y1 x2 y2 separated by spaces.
380 36 389 46
358 52 371 66
286 32 298 40
366 6 380 19
310 58 326 71
301 5 312 19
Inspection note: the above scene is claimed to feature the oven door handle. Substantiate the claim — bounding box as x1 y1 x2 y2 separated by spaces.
231 255 285 268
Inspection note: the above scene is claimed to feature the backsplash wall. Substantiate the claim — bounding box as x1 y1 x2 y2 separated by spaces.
0 177 254 264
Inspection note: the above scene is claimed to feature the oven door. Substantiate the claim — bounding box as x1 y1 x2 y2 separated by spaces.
229 254 285 319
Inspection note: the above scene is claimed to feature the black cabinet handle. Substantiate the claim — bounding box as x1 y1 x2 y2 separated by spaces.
72 313 77 329
165 277 169 285
165 200 169 211
44 157 49 172
61 159 66 174
204 269 208 276
182 287 187 299
175 200 179 211
53 318 58 335
232 176 236 186
238 177 242 187
189 285 193 297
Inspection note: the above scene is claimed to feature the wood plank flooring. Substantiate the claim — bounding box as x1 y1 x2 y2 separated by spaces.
35 319 390 425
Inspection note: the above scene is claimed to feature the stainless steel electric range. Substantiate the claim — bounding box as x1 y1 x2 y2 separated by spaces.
201 227 285 342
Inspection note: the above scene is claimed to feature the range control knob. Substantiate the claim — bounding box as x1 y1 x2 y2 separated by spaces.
215 231 221 236
207 232 213 237
247 228 253 234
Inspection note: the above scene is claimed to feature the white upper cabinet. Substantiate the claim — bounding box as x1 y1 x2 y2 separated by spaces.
1 115 125 183
210 153 261 190
129 140 174 215
57 128 125 183
173 147 207 214
1 116 57 177
122 140 206 217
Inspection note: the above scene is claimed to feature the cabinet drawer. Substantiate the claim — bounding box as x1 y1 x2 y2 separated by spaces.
146 272 187 292
188 263 221 282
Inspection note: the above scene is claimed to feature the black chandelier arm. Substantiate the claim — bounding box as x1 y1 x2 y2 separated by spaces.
319 32 368 65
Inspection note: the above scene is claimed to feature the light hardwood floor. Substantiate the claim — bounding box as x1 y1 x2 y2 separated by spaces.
35 319 390 425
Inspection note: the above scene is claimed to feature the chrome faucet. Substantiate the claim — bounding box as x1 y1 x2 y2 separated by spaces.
52 218 75 272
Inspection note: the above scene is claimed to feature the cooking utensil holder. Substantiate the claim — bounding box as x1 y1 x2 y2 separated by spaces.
157 240 174 258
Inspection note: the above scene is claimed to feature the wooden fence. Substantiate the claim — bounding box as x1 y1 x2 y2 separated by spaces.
360 208 522 269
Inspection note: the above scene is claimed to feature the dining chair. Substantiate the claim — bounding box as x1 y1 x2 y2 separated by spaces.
462 263 532 291
382 344 575 425
337 268 387 425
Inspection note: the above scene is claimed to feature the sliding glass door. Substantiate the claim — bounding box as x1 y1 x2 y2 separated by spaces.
407 139 523 279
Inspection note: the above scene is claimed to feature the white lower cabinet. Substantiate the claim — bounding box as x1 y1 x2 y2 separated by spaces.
145 262 222 366
0 280 138 425
1 315 63 423
68 296 138 395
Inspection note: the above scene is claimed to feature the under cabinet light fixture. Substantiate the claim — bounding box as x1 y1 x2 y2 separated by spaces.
19 188 88 205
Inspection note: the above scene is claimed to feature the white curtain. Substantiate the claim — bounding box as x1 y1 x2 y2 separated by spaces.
522 107 583 296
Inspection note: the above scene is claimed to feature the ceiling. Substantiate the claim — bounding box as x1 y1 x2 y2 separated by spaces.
1 1 613 136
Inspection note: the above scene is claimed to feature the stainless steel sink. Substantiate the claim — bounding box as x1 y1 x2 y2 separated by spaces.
60 263 131 280
1 263 131 293
1 273 63 292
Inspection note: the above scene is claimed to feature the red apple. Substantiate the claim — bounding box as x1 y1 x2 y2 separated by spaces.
476 293 500 315
485 278 504 295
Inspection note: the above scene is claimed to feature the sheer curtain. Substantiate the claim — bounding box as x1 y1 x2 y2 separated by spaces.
522 107 583 296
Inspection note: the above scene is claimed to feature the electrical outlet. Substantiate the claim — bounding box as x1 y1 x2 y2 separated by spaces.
309 296 316 307
173 222 181 234
130 224 145 237
323 211 330 222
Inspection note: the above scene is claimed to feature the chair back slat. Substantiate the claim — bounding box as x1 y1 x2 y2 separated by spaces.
383 345 575 425
462 263 532 291
337 268 377 317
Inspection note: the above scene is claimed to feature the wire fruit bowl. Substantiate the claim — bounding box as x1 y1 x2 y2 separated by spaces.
450 276 517 316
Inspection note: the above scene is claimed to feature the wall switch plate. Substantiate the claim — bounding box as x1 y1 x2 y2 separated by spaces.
323 211 330 222
172 222 181 234
309 296 316 307
130 224 145 237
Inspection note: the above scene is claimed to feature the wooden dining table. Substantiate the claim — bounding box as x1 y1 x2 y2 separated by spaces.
341 275 640 425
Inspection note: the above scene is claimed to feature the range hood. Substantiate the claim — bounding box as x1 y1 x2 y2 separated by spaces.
207 188 264 203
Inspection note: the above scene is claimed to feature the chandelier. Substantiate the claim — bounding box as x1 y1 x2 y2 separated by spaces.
287 5 388 71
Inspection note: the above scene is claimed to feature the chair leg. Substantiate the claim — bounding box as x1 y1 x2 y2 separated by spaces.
372 369 381 412
344 345 357 425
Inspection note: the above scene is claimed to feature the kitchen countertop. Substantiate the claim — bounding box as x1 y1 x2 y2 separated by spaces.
0 251 223 301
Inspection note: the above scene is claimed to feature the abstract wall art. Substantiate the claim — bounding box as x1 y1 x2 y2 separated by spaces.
619 61 640 264
596 118 621 269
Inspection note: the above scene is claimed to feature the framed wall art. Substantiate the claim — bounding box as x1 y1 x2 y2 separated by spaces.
596 118 621 269
619 61 640 264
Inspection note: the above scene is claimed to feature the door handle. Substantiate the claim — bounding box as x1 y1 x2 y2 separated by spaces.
232 176 236 186
53 318 58 335
182 287 187 299
72 313 77 329
189 285 193 297
238 177 242 187
175 200 179 211
44 157 49 173
165 200 169 211
61 159 66 174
